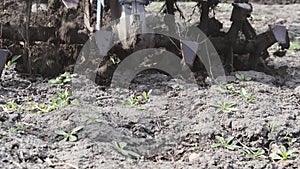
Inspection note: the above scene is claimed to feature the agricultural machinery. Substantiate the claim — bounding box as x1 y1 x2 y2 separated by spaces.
0 0 292 84
103 0 290 73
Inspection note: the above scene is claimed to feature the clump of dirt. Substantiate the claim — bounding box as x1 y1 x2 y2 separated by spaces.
0 0 85 77
0 2 299 169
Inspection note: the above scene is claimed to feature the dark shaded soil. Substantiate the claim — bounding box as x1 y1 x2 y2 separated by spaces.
0 0 85 77
0 2 300 169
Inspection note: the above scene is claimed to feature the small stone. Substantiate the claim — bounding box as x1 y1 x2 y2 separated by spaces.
31 3 48 13
189 153 200 163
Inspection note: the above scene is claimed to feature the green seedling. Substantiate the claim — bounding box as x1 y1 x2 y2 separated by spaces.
109 56 120 65
25 101 54 114
142 89 152 100
123 98 145 110
218 3 232 9
211 136 238 151
212 84 227 94
284 131 297 146
124 96 139 106
3 89 75 114
269 146 298 161
240 88 256 103
6 55 22 66
48 72 76 85
268 123 277 132
134 89 152 102
286 137 297 147
2 122 28 134
213 83 238 94
1 100 21 111
289 39 300 51
240 148 266 159
26 89 72 114
235 73 252 81
225 83 237 93
54 89 71 106
8 124 28 133
210 101 239 113
111 141 141 159
85 115 101 124
123 89 152 110
36 102 57 114
55 125 84 142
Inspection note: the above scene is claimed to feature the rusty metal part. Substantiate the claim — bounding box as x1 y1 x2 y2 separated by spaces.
188 1 290 72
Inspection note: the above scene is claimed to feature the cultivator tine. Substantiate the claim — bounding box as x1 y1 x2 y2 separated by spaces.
269 25 290 49
61 0 79 9
254 25 290 53
181 40 198 67
0 49 9 77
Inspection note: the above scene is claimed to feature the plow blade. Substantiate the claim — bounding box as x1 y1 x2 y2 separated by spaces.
181 40 198 67
255 25 290 53
0 49 9 77
269 25 290 49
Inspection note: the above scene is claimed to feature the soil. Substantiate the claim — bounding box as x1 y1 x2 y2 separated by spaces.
0 0 86 77
0 1 300 169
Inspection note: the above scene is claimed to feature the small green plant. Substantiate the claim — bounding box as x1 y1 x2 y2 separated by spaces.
109 56 120 65
235 73 252 81
123 90 152 110
26 89 72 114
25 101 54 114
55 125 84 142
53 89 71 106
142 89 152 100
211 136 238 150
240 148 266 159
284 131 297 146
6 55 22 66
212 84 227 94
2 122 28 134
124 96 139 106
289 39 300 51
218 3 232 9
3 89 75 114
213 83 238 94
268 123 277 132
111 141 141 159
269 146 298 161
123 98 145 110
210 101 239 113
48 72 76 85
85 115 101 124
1 100 21 111
240 88 256 103
8 124 28 133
